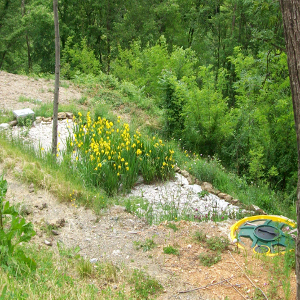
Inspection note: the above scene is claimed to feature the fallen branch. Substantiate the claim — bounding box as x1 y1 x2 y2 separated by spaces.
178 275 233 294
224 277 247 299
228 250 269 300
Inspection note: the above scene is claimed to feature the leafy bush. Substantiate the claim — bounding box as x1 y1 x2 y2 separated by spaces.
61 37 101 79
0 175 36 273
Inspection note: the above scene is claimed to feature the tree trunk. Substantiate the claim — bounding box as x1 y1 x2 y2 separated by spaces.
278 1 300 298
106 0 111 74
21 0 31 72
52 0 60 157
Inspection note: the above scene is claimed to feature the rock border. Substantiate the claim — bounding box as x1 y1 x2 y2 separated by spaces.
175 166 266 215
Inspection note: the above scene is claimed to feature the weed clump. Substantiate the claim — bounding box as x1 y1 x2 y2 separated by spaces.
163 245 179 256
207 236 229 252
199 252 221 267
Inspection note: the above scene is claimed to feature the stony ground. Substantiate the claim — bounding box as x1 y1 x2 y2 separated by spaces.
0 71 296 300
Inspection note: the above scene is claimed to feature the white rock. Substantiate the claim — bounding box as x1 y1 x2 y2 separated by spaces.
0 123 9 130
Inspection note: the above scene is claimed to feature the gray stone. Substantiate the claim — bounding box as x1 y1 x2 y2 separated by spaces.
57 112 66 120
42 117 52 122
9 120 18 127
224 194 233 202
44 240 52 246
35 117 42 124
90 258 98 263
201 182 214 193
66 112 73 119
251 204 266 215
13 108 34 119
218 193 227 199
231 199 239 205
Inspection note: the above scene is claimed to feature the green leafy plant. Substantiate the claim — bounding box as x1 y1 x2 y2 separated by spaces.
134 237 156 252
77 258 93 278
194 230 206 243
0 175 36 272
57 241 81 259
206 236 229 252
130 269 163 299
199 252 221 267
166 222 179 232
198 190 209 197
18 115 34 128
163 245 179 256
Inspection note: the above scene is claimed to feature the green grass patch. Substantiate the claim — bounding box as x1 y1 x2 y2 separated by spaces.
163 245 179 256
166 222 179 232
0 110 14 124
0 135 110 214
18 95 42 104
194 230 206 243
129 269 163 299
199 252 221 267
173 149 296 220
134 237 156 252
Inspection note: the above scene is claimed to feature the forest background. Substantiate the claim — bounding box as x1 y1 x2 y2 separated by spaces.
0 0 296 214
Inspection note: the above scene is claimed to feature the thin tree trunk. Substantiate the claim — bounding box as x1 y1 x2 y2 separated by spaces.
0 51 7 69
278 1 300 298
52 0 60 157
231 3 237 36
21 0 31 71
106 0 111 74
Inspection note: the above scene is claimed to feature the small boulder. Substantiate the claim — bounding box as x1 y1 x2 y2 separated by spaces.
44 240 52 246
35 117 42 124
42 117 52 122
65 112 73 119
9 120 18 127
57 112 66 120
218 193 227 199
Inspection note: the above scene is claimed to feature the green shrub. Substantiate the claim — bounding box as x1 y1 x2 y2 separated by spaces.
61 37 100 79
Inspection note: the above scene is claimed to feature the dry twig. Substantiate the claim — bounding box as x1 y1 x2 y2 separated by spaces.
224 277 247 299
228 250 269 300
178 275 233 294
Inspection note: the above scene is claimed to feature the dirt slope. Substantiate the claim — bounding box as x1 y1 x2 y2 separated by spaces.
0 71 296 300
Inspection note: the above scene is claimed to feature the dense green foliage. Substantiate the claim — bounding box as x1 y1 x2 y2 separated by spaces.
0 0 296 204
